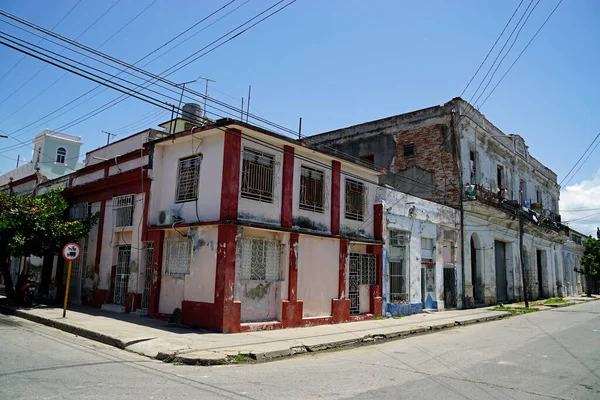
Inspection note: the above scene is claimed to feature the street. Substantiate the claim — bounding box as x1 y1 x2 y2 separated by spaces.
0 302 598 400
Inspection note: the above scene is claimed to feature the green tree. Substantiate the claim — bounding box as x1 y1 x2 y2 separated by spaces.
0 188 98 302
575 236 600 297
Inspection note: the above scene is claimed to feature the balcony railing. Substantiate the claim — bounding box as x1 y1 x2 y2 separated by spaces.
464 184 564 233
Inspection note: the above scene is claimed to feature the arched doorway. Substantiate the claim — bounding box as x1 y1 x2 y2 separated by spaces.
471 233 483 304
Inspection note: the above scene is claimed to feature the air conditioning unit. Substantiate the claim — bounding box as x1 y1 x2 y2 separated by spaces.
158 209 180 226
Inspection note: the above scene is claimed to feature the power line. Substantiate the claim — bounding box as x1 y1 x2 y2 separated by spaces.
0 1 241 153
0 0 121 108
0 0 82 84
0 0 158 126
460 0 524 97
478 0 564 108
467 0 536 107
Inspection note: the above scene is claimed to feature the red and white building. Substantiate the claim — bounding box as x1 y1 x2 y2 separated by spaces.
56 115 385 333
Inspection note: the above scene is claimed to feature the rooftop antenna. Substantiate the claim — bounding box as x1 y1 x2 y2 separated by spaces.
298 117 302 139
246 85 252 122
102 130 116 145
176 80 197 118
241 97 244 120
197 76 216 118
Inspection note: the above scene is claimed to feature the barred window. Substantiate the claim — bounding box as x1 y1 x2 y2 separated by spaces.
113 195 134 227
345 179 366 221
299 165 324 213
350 253 376 285
176 155 202 203
68 202 90 221
165 237 192 275
241 148 275 203
389 230 409 303
240 238 282 281
403 143 415 158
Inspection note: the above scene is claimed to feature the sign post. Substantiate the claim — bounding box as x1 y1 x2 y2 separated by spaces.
62 243 81 318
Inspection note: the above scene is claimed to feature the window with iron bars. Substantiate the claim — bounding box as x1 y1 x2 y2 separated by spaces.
175 155 202 203
113 195 134 228
165 237 192 275
388 230 409 303
345 179 366 221
241 148 275 203
68 202 90 221
350 253 377 285
240 238 282 281
299 165 325 213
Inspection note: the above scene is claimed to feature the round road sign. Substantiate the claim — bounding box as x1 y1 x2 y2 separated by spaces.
62 242 82 261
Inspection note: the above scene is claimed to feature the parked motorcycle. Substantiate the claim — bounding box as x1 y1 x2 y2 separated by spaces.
20 280 36 305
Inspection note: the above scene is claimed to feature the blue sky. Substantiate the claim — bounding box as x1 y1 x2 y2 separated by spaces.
0 0 598 233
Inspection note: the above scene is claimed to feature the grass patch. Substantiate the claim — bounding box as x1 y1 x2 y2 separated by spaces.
233 353 253 362
391 315 403 319
374 316 386 320
493 305 539 315
543 298 567 305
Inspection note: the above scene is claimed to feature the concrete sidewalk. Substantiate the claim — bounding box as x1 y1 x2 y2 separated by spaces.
1 301 517 365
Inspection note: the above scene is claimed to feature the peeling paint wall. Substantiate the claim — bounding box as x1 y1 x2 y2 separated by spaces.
235 228 288 322
183 226 218 304
298 236 339 317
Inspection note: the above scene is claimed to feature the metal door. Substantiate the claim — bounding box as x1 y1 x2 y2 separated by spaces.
69 237 87 304
140 243 154 310
349 254 360 315
495 241 508 302
114 245 131 306
443 267 457 308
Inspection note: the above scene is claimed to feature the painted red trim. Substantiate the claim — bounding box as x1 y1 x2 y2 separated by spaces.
281 145 294 228
147 229 164 317
349 313 375 322
367 245 383 315
288 233 299 302
331 160 341 235
7 173 38 189
215 225 240 333
72 149 148 178
302 316 334 327
240 321 284 333
220 129 241 221
374 204 383 241
65 170 150 203
94 200 106 275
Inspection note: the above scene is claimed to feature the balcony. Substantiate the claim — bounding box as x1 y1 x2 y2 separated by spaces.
464 184 564 233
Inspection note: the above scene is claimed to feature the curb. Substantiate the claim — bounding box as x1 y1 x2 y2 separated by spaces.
0 305 127 349
1 305 512 366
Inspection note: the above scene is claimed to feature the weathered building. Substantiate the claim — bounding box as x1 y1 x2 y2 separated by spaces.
309 97 583 308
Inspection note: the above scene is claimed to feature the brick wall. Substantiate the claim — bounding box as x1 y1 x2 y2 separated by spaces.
394 123 461 209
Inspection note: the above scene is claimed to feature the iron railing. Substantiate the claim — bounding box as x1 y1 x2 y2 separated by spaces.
241 149 275 203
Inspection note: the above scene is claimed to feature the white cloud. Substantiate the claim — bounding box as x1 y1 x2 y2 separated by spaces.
560 168 600 237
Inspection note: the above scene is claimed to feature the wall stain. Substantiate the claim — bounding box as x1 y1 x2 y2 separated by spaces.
245 282 272 300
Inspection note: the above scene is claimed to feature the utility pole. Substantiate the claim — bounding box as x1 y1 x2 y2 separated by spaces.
102 130 116 145
519 181 529 308
198 76 216 118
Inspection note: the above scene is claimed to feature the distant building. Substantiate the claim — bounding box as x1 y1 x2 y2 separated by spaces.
309 97 584 309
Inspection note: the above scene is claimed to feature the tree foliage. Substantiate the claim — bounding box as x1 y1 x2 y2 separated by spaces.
575 236 600 297
0 188 98 301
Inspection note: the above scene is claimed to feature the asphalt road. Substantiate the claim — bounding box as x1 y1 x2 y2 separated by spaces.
1 301 599 400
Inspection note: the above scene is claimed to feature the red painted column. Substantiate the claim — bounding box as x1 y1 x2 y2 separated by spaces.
374 204 383 241
331 160 341 236
147 229 164 317
220 129 242 221
281 145 295 228
91 200 107 307
332 239 350 323
282 233 302 328
368 245 383 316
215 225 241 333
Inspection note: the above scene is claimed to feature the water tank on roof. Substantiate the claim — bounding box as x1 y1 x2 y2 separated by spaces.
182 103 203 124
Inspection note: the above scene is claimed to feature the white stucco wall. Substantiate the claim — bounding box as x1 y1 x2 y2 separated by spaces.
291 150 332 233
298 236 339 317
237 138 283 225
182 226 218 303
148 131 224 225
339 164 379 239
235 228 288 322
